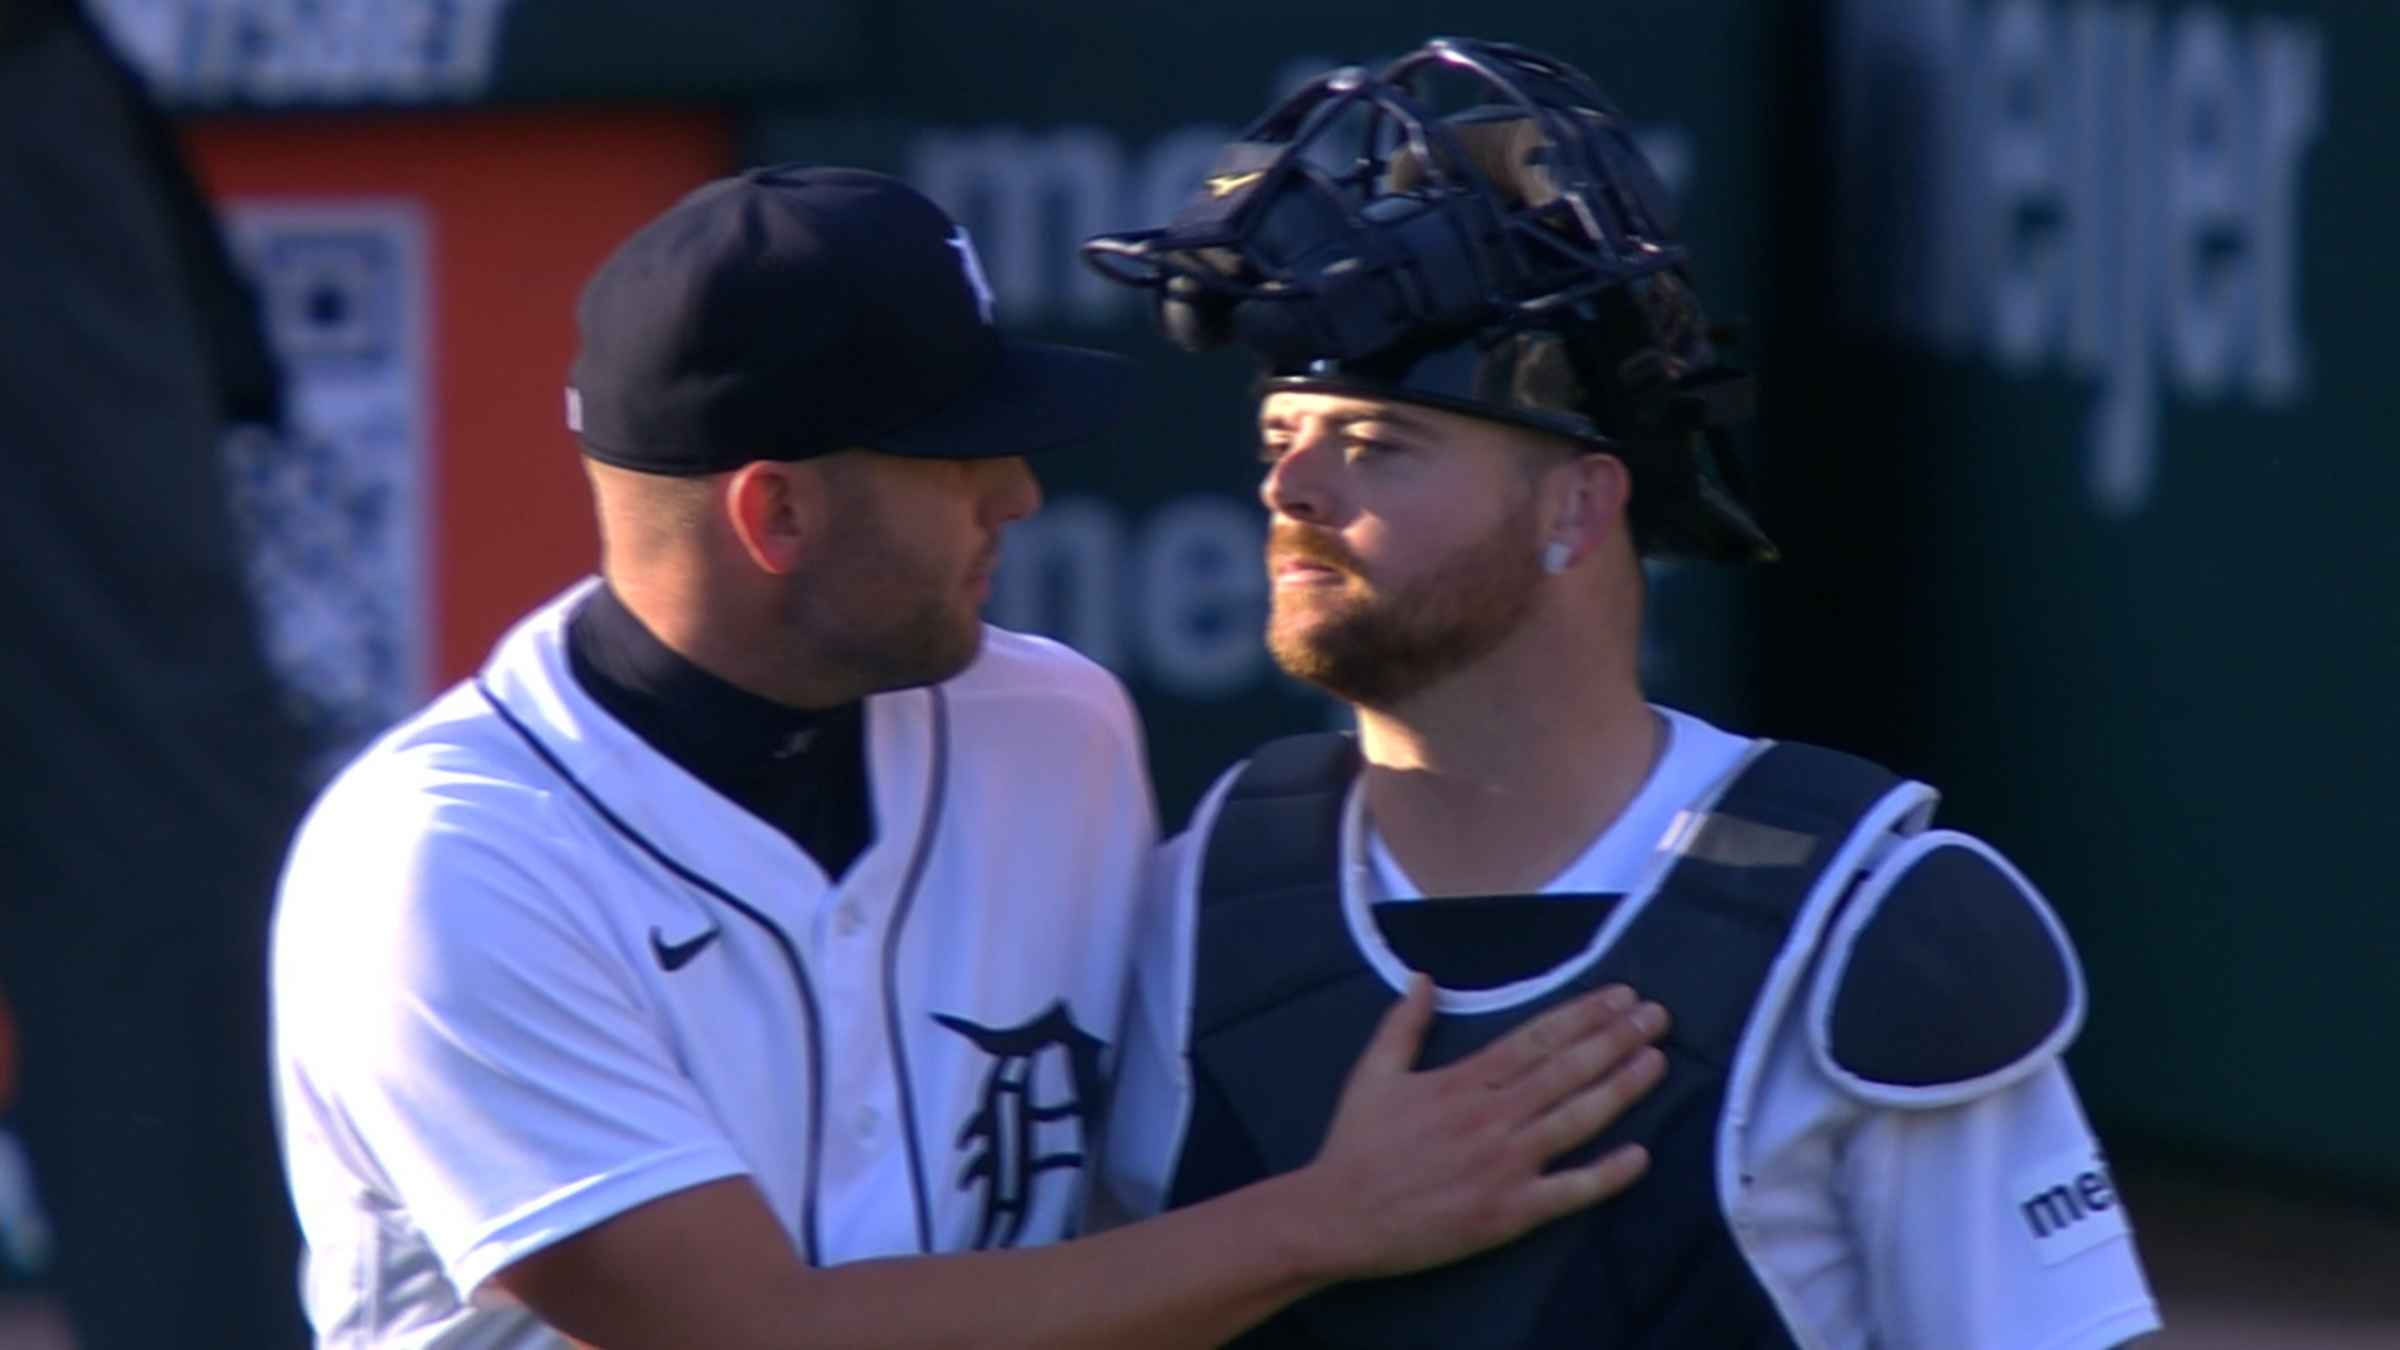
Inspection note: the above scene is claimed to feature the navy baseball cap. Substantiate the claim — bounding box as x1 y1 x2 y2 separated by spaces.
567 165 1132 474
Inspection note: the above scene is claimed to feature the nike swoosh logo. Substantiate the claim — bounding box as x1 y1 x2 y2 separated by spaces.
1205 169 1265 198
650 925 722 973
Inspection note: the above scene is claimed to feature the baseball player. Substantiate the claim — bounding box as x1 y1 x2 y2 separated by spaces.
1083 38 2164 1348
271 165 1672 1348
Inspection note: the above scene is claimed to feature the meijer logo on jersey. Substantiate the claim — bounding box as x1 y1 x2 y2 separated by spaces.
2012 1149 2132 1264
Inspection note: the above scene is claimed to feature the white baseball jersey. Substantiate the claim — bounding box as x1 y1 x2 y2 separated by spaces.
273 580 1156 1348
1107 706 2162 1350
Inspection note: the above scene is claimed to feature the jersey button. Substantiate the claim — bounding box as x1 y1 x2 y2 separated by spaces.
855 1105 880 1139
835 902 866 937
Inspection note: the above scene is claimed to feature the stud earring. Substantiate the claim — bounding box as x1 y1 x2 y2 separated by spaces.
1541 540 1573 575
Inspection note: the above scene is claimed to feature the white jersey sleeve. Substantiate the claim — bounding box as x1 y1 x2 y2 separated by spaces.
274 754 749 1306
1738 824 2162 1350
1834 1061 2161 1350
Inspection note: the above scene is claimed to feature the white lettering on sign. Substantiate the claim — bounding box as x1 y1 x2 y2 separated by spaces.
988 494 1269 700
88 0 515 104
1833 0 2324 517
908 119 1695 330
910 124 1230 328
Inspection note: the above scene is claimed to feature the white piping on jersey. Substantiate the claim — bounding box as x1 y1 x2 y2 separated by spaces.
1710 772 1940 1350
475 678 958 1266
1334 737 1779 1015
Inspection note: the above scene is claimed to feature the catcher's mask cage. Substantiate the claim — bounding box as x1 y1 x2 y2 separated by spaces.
1081 36 1776 562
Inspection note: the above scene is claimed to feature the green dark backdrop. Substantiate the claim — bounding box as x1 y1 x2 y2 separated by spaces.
1770 0 2395 1194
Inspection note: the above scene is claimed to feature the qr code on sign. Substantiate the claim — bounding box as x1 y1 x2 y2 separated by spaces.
222 203 431 781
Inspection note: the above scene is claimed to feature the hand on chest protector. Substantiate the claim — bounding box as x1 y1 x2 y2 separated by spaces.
1284 976 1671 1279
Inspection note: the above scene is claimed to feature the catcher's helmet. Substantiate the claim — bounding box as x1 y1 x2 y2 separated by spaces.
1081 37 1774 562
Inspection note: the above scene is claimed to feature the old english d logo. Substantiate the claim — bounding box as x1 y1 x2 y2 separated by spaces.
935 1000 1106 1249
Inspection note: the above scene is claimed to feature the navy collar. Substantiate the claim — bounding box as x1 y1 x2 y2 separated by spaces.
565 582 872 876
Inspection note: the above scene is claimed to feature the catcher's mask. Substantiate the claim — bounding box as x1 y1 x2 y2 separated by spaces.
1081 36 1775 562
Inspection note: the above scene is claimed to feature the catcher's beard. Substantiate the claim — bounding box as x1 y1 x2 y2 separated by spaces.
1266 508 1544 709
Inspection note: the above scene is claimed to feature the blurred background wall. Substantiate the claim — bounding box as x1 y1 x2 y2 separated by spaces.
2 0 2391 1343
1769 0 2395 1209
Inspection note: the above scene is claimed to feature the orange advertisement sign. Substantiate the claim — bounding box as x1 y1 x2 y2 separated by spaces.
185 107 730 732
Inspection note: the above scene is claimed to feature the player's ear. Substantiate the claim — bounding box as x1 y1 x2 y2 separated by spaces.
1541 452 1632 572
724 460 825 576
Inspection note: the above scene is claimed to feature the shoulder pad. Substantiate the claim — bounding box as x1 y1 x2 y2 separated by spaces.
1808 831 2084 1109
1195 733 1357 904
1232 732 1362 799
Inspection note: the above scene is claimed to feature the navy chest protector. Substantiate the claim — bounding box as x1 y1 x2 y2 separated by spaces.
1169 734 1904 1350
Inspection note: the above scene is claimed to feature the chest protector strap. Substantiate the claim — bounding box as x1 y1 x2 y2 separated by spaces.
1174 733 1906 1349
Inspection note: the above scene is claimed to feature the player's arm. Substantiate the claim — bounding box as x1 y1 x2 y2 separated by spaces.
1808 831 2161 1349
496 976 1670 1350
